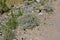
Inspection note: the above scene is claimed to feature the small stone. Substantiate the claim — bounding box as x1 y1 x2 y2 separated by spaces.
39 12 43 15
36 0 40 3
0 9 4 15
21 38 24 40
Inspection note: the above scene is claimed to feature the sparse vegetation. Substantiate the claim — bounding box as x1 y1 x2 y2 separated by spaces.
18 13 40 29
0 0 55 40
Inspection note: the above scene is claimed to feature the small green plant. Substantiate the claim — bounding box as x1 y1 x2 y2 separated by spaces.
0 0 10 12
12 8 23 18
1 10 18 40
6 17 18 29
18 13 40 29
4 29 15 40
3 5 10 12
26 1 33 5
6 10 18 30
1 25 15 40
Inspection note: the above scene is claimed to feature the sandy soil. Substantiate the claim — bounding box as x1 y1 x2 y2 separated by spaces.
39 0 60 40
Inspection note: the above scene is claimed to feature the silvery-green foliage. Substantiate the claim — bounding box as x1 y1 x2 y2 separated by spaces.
20 0 41 14
12 8 23 17
18 13 40 29
20 5 34 13
44 5 54 12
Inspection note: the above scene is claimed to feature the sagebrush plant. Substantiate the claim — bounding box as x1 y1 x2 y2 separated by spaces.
18 13 40 29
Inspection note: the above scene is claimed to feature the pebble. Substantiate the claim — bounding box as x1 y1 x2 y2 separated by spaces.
39 12 44 15
36 0 40 3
